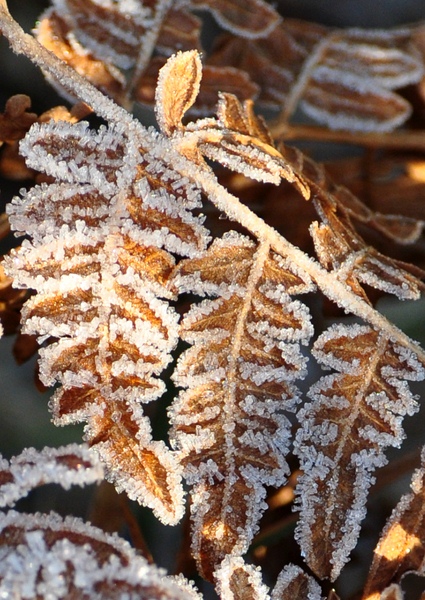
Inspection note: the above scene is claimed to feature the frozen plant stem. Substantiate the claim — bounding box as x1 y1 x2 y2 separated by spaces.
0 0 424 364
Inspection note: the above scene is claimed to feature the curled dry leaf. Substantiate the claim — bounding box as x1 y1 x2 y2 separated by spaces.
363 446 425 600
0 94 37 143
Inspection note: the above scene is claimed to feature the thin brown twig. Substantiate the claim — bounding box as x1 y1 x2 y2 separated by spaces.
272 122 425 152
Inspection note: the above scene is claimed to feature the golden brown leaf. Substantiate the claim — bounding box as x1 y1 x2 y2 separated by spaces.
363 447 425 600
214 557 270 600
155 50 202 136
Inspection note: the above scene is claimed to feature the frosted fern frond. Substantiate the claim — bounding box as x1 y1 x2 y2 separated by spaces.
0 510 201 599
4 113 209 525
169 232 314 579
0 444 104 508
363 445 425 600
44 0 278 73
35 9 128 105
294 323 425 581
2 3 425 594
208 18 423 131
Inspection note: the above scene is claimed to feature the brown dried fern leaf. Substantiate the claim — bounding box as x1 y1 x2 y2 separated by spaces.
324 154 425 225
0 510 201 599
2 7 425 595
35 0 276 110
294 324 425 580
35 9 128 106
208 18 423 131
43 0 172 71
362 446 425 600
4 112 209 525
275 143 425 246
169 232 314 579
310 195 425 303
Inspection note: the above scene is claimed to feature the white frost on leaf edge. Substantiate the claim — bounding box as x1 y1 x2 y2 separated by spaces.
0 510 201 600
0 444 104 508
